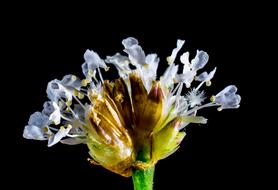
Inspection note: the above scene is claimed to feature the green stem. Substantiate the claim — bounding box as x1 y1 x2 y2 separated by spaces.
132 166 155 190
132 145 155 190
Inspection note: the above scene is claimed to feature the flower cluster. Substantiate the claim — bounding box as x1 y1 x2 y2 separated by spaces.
23 37 241 177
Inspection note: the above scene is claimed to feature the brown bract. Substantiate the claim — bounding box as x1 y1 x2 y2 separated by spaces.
86 73 164 177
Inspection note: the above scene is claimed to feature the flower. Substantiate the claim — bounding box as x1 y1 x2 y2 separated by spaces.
23 37 241 178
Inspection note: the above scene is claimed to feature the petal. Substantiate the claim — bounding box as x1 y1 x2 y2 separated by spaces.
49 102 61 125
105 53 131 78
160 63 179 89
42 101 54 116
46 80 72 102
123 43 146 66
60 74 82 90
167 39 185 64
191 50 209 71
84 49 108 70
48 125 72 147
180 52 191 73
144 54 159 78
122 37 138 48
23 125 52 140
141 54 160 91
195 67 217 82
28 112 49 127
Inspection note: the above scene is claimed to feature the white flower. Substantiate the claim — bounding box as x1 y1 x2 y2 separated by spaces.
23 112 52 140
214 85 241 110
24 36 241 160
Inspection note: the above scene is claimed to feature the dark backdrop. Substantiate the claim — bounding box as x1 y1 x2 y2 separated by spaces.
5 2 264 190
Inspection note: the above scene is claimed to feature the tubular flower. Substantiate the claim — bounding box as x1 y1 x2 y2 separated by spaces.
23 37 241 180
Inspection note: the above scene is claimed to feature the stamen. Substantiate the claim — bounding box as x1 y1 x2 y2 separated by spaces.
206 81 211 86
59 98 77 118
78 92 85 99
186 102 217 115
61 114 73 122
49 126 59 131
97 68 104 83
217 107 222 111
115 93 124 103
71 75 77 81
210 95 216 102
73 95 86 110
196 81 205 91
171 83 181 95
82 79 90 87
66 101 72 107
66 134 86 138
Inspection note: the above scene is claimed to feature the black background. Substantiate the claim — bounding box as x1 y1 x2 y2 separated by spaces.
5 2 269 190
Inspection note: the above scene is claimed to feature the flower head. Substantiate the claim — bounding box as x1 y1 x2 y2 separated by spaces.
23 37 241 177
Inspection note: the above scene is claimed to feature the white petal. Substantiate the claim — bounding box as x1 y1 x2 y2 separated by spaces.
47 80 72 102
122 37 138 48
195 67 217 82
81 62 89 78
191 50 209 71
84 50 108 70
142 54 159 85
168 39 185 64
48 125 72 147
141 55 159 92
49 102 61 125
23 125 51 140
123 38 146 66
28 112 49 127
105 53 131 78
180 52 191 73
42 101 54 116
60 75 82 90
161 64 179 88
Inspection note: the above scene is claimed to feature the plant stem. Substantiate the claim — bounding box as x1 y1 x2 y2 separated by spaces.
132 147 155 190
132 165 155 190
